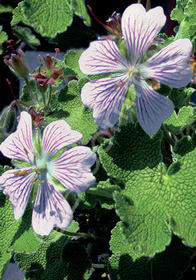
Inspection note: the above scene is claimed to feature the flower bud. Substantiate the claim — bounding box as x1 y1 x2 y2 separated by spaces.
5 49 29 79
0 106 17 134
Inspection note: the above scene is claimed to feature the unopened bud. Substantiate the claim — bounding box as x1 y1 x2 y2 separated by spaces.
5 49 29 79
0 106 17 133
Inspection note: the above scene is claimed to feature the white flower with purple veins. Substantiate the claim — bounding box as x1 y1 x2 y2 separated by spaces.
79 3 193 135
0 112 96 235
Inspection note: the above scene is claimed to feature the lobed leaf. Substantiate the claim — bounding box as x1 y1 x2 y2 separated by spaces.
98 123 196 258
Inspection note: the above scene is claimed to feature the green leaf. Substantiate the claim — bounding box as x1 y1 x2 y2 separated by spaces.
171 0 196 43
169 87 195 109
171 0 189 23
0 4 13 13
98 123 162 181
11 0 73 38
45 78 97 143
15 221 92 280
69 0 91 25
173 133 196 158
0 25 8 55
80 179 121 209
64 49 84 78
11 0 91 38
98 123 196 258
0 166 42 278
109 223 192 280
13 26 40 48
164 106 196 134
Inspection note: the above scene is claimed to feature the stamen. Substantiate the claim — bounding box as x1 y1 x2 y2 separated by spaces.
52 48 60 68
32 177 38 183
39 180 44 184
23 147 33 164
33 152 38 165
14 170 28 176
34 168 41 175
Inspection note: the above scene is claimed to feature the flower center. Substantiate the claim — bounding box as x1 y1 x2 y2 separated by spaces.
36 158 47 172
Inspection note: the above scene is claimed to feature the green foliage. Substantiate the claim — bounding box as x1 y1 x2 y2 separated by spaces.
15 221 92 280
64 49 84 78
171 0 196 46
13 26 40 48
164 106 196 134
0 166 43 278
80 179 121 209
98 123 196 258
169 87 195 109
45 78 97 143
0 25 8 55
109 223 192 280
0 4 14 13
11 0 91 38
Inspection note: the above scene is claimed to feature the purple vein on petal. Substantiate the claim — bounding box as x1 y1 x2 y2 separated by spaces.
47 146 96 194
32 176 73 236
0 169 35 219
81 74 130 129
42 120 82 156
134 79 174 135
140 38 193 88
79 40 129 75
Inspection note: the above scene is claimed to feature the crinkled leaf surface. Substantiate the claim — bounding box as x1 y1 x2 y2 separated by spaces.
109 222 192 280
0 26 7 44
11 0 90 38
0 25 8 55
169 87 195 109
69 0 91 25
64 49 84 78
0 4 13 13
13 26 40 48
98 123 196 258
11 0 73 37
164 106 196 134
171 0 196 42
45 78 97 143
0 166 42 278
15 221 92 280
80 179 121 209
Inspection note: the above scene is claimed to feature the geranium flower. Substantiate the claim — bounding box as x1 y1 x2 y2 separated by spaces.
0 112 96 235
79 3 193 135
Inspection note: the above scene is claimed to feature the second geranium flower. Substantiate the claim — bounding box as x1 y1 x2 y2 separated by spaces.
79 3 193 135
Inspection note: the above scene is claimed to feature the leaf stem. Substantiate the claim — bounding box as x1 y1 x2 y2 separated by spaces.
24 77 37 104
54 228 104 240
47 84 52 106
161 124 175 146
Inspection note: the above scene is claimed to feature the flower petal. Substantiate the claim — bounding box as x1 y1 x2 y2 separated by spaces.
122 3 166 65
42 120 82 157
140 38 193 88
79 40 128 75
48 146 96 194
32 176 73 236
0 169 35 219
81 75 129 129
0 111 34 162
134 79 174 135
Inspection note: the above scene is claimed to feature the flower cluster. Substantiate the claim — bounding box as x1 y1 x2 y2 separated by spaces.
0 112 96 235
31 48 65 87
79 3 193 135
0 3 194 238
